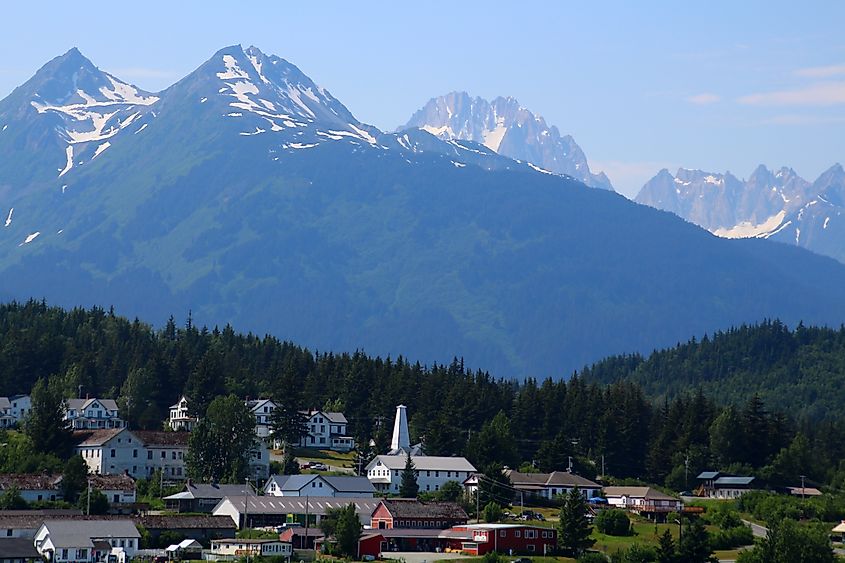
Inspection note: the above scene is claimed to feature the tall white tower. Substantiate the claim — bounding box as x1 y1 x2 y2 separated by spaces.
390 404 410 453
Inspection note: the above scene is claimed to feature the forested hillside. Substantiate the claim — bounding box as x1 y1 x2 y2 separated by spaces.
2 301 845 492
579 320 845 419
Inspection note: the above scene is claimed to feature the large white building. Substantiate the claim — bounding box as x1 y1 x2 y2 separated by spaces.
248 398 278 440
65 398 124 430
0 394 31 428
366 455 477 494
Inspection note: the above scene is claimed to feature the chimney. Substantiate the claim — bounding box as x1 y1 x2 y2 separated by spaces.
390 405 410 453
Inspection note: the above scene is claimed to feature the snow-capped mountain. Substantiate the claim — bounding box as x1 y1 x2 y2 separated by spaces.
402 92 613 190
636 164 844 263
0 48 157 195
4 46 845 378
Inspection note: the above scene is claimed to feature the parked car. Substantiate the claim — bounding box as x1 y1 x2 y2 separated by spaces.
299 462 312 470
311 462 328 471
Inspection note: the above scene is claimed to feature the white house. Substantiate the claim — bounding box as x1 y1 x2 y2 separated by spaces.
300 410 354 451
210 537 292 558
88 474 137 505
75 428 145 478
247 398 277 440
366 455 477 494
263 475 375 497
34 519 140 562
603 487 682 515
0 398 13 428
65 398 124 430
0 474 63 503
167 396 197 431
503 470 602 500
10 394 31 426
134 431 190 481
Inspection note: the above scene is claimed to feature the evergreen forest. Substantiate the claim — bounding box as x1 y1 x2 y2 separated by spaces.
2 300 845 493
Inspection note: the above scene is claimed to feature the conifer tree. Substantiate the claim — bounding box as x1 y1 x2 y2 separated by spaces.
399 452 419 498
25 378 72 458
655 529 678 563
557 486 595 556
678 518 717 563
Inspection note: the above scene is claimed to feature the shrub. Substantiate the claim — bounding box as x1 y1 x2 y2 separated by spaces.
595 509 631 536
710 524 754 550
578 553 609 563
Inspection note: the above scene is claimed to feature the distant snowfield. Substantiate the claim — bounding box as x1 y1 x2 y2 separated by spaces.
714 210 787 239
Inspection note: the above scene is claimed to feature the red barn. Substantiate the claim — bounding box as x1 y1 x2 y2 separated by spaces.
371 499 468 529
448 524 557 556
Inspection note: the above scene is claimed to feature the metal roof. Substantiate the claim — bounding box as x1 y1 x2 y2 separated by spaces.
215 495 380 518
39 519 139 547
714 476 755 486
696 471 721 480
367 455 476 472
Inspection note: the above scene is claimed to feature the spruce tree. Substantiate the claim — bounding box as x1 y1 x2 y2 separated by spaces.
557 486 595 556
678 518 717 563
25 378 72 458
399 452 419 498
655 529 678 563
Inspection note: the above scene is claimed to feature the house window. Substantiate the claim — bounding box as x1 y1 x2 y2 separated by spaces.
172 451 177 460
6 529 11 536
148 451 153 460
500 530 506 537
161 451 166 459
515 531 521 538
111 449 116 457
133 449 138 458
527 545 536 552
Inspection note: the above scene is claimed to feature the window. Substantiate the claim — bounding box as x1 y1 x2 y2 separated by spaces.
499 530 506 537
133 449 138 458
147 451 153 460
527 545 536 552
111 449 116 457
114 494 120 502
172 451 177 460
128 539 134 548
6 529 12 536
161 451 166 459
515 531 521 538
526 530 537 539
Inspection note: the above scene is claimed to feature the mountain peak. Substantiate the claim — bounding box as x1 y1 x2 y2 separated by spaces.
402 92 613 190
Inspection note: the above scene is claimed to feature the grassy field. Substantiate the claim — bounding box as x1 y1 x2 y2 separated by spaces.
288 448 357 470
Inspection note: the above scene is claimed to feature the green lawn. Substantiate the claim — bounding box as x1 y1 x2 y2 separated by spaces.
288 448 357 470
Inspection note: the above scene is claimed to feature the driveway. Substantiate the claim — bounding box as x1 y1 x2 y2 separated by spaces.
742 519 768 538
385 552 470 563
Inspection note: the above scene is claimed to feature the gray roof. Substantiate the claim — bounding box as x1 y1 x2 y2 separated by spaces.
323 476 376 493
164 483 250 500
504 470 601 490
0 397 10 410
603 487 679 502
714 476 755 487
0 537 39 557
697 471 721 480
66 398 119 411
266 474 320 492
39 519 139 547
367 455 476 472
72 428 126 446
303 410 347 424
215 496 380 519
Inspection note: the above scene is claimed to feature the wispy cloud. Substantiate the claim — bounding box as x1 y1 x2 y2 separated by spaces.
686 93 721 105
738 81 845 106
795 64 845 78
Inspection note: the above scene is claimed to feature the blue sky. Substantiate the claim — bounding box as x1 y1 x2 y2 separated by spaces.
2 1 843 197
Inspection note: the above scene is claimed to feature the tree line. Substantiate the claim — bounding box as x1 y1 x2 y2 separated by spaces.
2 300 845 492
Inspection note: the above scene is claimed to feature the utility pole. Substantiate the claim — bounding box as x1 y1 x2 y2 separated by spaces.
601 455 605 479
800 474 806 500
475 480 480 523
684 454 690 490
86 479 91 515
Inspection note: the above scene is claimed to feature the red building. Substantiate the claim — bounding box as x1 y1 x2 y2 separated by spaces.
449 524 557 556
371 499 468 529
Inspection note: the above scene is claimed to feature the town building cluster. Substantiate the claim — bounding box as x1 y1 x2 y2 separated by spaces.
0 398 815 562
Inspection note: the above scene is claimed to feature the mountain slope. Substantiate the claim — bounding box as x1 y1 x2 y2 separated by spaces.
636 165 844 263
403 92 613 189
579 320 845 419
3 47 845 378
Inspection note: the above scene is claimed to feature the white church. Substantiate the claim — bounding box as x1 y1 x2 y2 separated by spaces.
365 405 477 494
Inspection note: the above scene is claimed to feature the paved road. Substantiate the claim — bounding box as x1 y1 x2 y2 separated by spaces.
384 552 470 563
742 519 768 538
